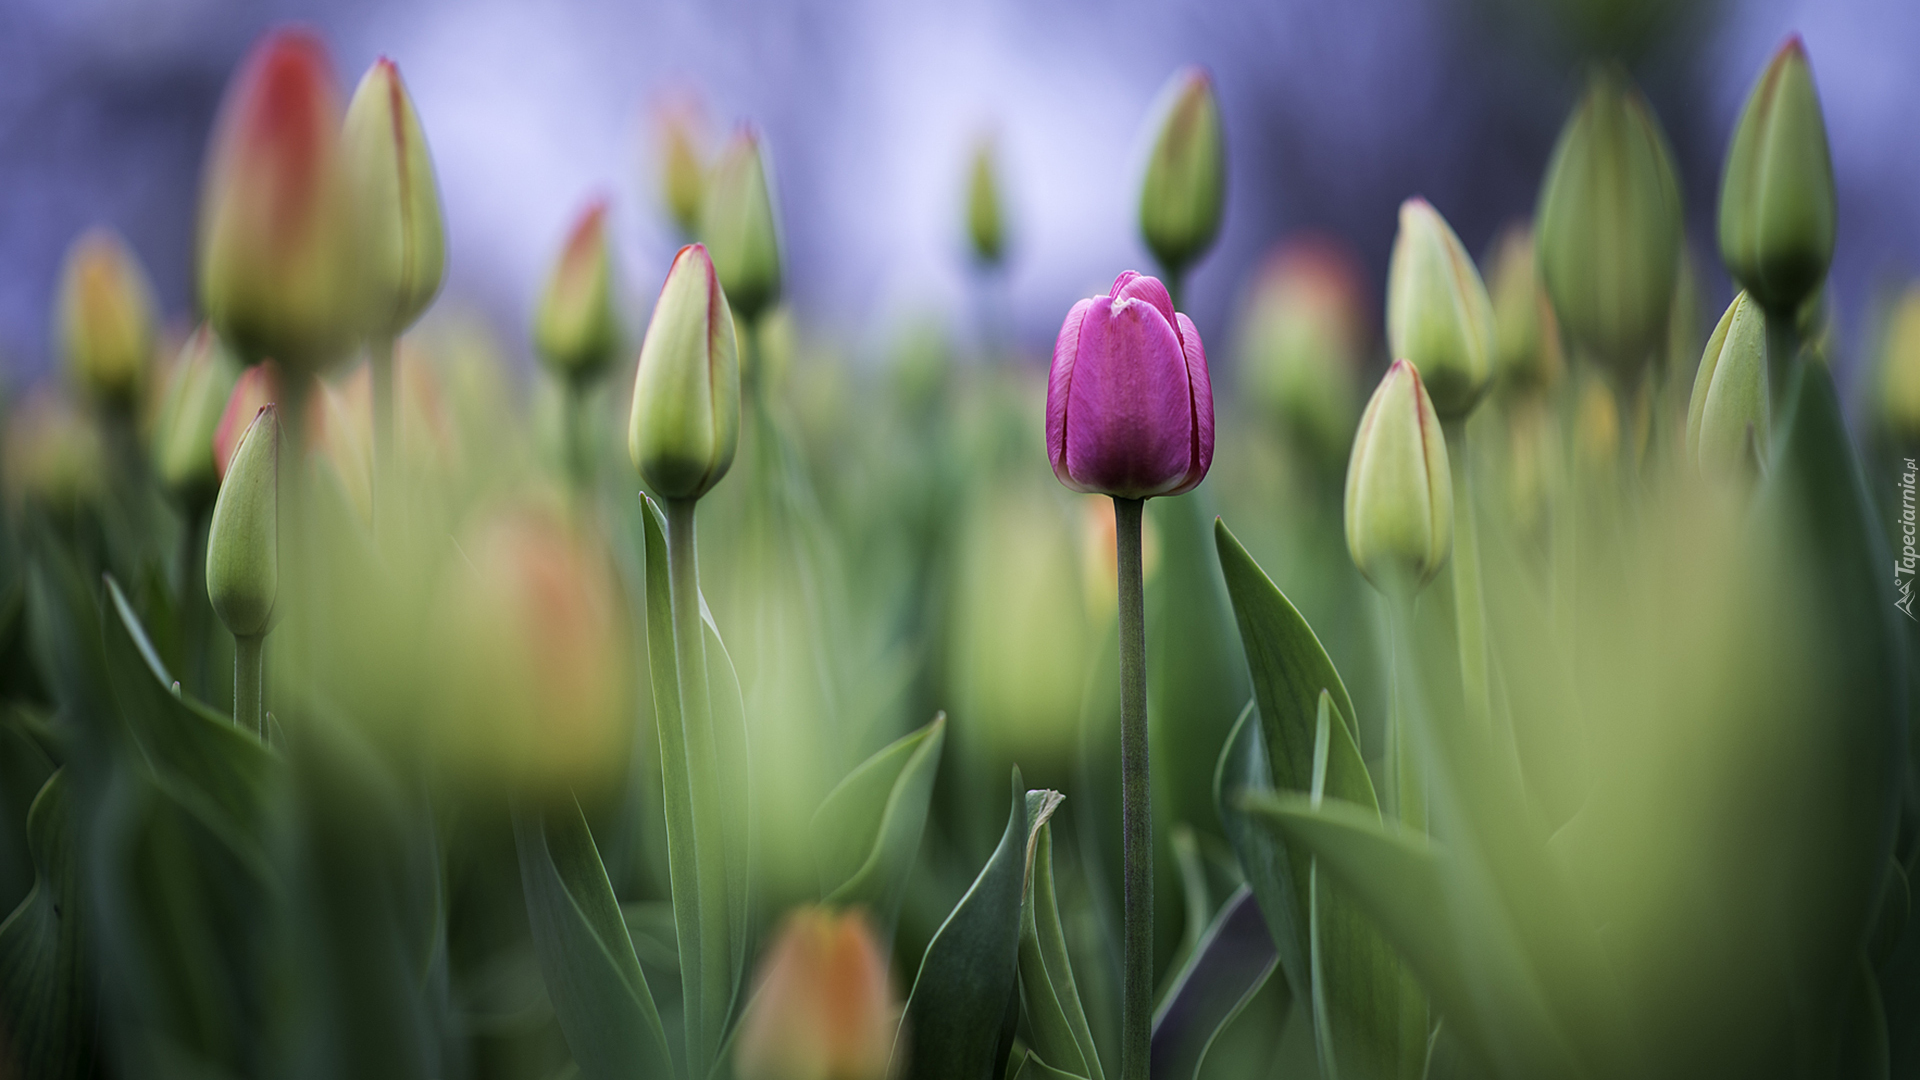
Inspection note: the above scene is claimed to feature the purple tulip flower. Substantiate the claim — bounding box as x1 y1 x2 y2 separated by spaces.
1047 271 1214 499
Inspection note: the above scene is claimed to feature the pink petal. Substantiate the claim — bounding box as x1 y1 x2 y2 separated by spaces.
1063 294 1193 498
1166 311 1214 495
1047 298 1095 490
1111 271 1177 331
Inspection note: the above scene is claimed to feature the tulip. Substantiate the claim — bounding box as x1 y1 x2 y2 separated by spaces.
1386 199 1495 420
1686 292 1769 480
1534 67 1683 379
1238 237 1365 466
55 227 158 410
534 200 621 383
702 129 782 323
655 93 709 239
966 137 1007 268
3 391 105 514
152 324 240 506
735 907 897 1080
215 362 281 482
1877 285 1920 442
197 28 359 372
1046 271 1213 500
1719 37 1835 316
207 404 278 733
629 244 740 501
1485 224 1562 393
343 57 446 338
1344 359 1452 600
1138 67 1225 283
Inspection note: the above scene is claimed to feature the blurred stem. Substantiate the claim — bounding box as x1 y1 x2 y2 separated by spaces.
182 504 210 697
1163 269 1185 313
561 377 593 509
1113 495 1151 1080
1441 417 1488 732
370 335 395 544
665 495 728 1077
234 632 263 736
1384 599 1424 834
1766 310 1804 451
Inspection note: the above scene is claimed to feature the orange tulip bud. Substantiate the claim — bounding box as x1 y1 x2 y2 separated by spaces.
736 907 899 1080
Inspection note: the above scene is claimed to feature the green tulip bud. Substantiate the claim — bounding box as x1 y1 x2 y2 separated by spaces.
534 200 621 382
966 137 1006 267
56 227 158 410
343 58 446 337
1719 36 1835 315
151 324 240 506
1877 285 1920 441
1239 237 1366 465
1686 292 1769 479
702 129 782 323
629 244 740 500
1535 67 1683 379
206 404 279 638
1345 359 1453 599
1386 198 1495 420
1486 223 1562 392
3 391 106 514
1138 66 1225 279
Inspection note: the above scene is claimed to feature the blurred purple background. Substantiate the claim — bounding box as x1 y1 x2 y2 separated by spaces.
1 0 1915 387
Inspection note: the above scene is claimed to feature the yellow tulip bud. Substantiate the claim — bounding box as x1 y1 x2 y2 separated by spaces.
56 227 158 409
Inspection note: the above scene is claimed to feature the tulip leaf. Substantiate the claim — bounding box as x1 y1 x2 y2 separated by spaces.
895 770 1035 1080
812 713 947 930
513 798 675 1080
700 594 751 1023
1018 793 1101 1080
0 770 93 1080
1012 1048 1090 1080
1149 885 1284 1080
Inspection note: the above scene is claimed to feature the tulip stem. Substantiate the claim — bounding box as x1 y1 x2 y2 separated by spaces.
1765 311 1803 449
1384 599 1424 833
561 378 593 502
1112 495 1152 1080
1441 417 1488 732
234 632 264 737
371 335 396 542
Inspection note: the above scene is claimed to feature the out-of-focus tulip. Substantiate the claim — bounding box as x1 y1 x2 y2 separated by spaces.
628 244 739 500
1535 67 1682 379
1344 360 1451 599
1138 67 1225 279
1485 224 1562 392
1386 198 1494 420
309 370 374 525
1047 271 1213 499
1238 237 1366 464
206 405 280 639
215 362 281 481
702 129 782 322
735 906 898 1080
1686 292 1769 480
428 505 630 793
534 200 621 383
56 227 158 409
1719 37 1835 316
1573 374 1621 479
197 28 359 372
966 137 1007 267
3 391 105 513
1877 285 1920 441
655 93 708 238
343 57 446 337
152 324 240 506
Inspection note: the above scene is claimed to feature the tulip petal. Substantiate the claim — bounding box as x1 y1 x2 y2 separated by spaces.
1047 298 1094 491
1112 272 1178 332
1062 296 1193 498
1167 311 1214 495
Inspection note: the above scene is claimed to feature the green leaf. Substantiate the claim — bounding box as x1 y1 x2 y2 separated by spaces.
1011 1048 1090 1080
812 713 947 930
1150 885 1283 1080
1017 792 1100 1080
513 798 675 1080
895 769 1034 1080
0 770 93 1080
700 594 752 1031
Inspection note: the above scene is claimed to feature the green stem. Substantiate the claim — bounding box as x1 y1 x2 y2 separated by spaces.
1385 600 1424 834
1113 496 1151 1080
234 633 264 737
1441 417 1488 732
561 378 593 509
665 496 728 1078
1765 310 1804 460
370 335 396 543
183 505 210 697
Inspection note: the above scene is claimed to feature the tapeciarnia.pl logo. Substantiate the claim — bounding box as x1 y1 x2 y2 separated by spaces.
1899 457 1917 620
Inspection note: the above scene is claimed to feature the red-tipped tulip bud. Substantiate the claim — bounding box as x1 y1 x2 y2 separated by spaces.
56 227 158 409
1345 360 1452 599
629 244 740 500
152 324 240 505
735 907 899 1080
215 362 280 481
966 137 1007 267
655 93 708 238
1139 66 1225 278
1238 237 1366 464
207 405 280 639
1047 271 1214 499
1686 291 1770 480
702 130 782 322
1719 36 1836 315
1387 199 1495 419
534 200 621 382
343 57 446 337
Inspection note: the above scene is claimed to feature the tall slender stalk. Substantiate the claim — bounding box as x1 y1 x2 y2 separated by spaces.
1112 495 1151 1080
1441 417 1487 731
234 632 264 736
370 335 396 542
1384 600 1424 834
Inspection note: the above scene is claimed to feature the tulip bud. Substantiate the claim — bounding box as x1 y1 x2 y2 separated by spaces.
3 391 105 513
215 362 280 482
152 325 240 505
1686 291 1770 479
1485 224 1562 392
55 227 158 409
1877 285 1920 441
702 129 782 322
1718 37 1835 315
343 57 446 337
1572 374 1621 480
628 244 740 500
655 94 708 238
1238 237 1366 465
1047 271 1214 499
1138 67 1225 278
1535 67 1683 378
1344 360 1452 599
206 405 279 639
735 906 898 1080
966 137 1006 267
534 200 621 382
197 28 359 372
1386 198 1495 420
